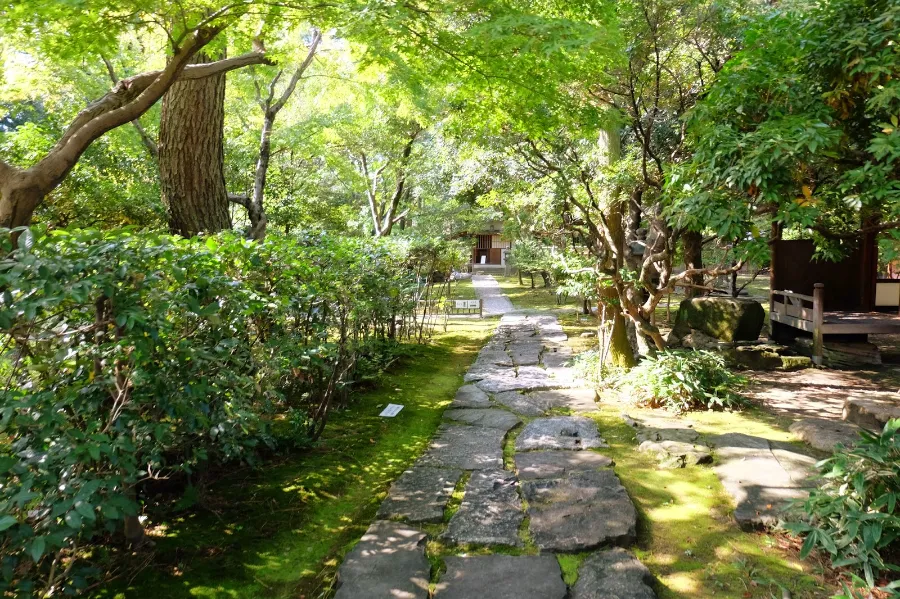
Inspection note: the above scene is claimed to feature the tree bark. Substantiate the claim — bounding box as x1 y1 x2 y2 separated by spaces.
597 127 636 368
682 230 704 297
160 51 231 237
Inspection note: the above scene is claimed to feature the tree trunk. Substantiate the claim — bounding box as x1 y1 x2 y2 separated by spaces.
682 230 704 297
597 127 636 368
160 52 231 237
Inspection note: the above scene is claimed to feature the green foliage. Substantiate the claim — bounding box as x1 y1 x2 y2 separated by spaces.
0 227 424 595
618 350 746 413
509 238 554 275
671 0 900 250
785 419 900 593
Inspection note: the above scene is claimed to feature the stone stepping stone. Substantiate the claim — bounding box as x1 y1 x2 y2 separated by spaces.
522 469 637 551
434 555 566 599
541 352 570 369
493 390 547 417
450 384 492 409
443 470 524 547
624 413 711 468
475 366 556 393
515 450 613 480
516 416 607 451
510 343 543 366
417 424 504 470
334 520 429 599
571 548 658 599
443 408 521 431
464 363 515 383
522 470 636 550
843 396 900 432
710 432 815 529
527 388 597 413
789 417 861 451
376 467 463 524
477 348 514 366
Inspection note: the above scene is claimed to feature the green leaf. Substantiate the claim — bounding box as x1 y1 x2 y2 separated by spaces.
64 511 83 530
0 515 17 531
29 537 46 562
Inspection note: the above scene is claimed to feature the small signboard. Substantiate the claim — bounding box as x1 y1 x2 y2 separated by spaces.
379 403 404 417
455 300 468 309
467 300 480 309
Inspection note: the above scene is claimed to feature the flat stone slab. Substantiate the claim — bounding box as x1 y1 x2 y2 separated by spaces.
464 363 515 383
843 396 900 432
444 470 524 547
527 388 597 413
434 555 567 599
790 417 861 451
377 467 463 523
510 343 543 366
516 416 607 451
477 348 513 366
638 440 712 468
710 432 815 529
443 408 521 431
450 384 492 409
334 520 429 599
522 469 636 550
515 450 613 480
572 548 658 599
417 424 504 470
475 366 557 393
491 390 544 416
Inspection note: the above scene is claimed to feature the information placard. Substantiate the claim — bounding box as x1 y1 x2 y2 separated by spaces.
379 404 404 417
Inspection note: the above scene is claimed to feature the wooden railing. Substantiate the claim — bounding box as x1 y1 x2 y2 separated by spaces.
771 283 824 365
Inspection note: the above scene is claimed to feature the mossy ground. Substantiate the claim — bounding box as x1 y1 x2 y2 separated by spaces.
95 318 496 599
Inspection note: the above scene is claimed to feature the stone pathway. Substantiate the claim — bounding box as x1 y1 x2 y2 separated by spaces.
472 274 515 315
334 312 656 598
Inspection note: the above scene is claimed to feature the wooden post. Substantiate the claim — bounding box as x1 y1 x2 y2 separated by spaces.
813 283 825 366
479 299 483 319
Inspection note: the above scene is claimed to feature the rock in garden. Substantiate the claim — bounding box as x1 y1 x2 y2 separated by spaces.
377 467 463 523
450 384 492 409
334 520 429 599
789 417 861 451
475 366 555 393
638 440 712 468
444 470 524 547
510 342 543 366
669 297 765 343
435 555 567 599
843 396 900 431
417 424 504 470
443 408 521 431
522 469 636 550
515 450 613 480
516 416 607 451
571 548 658 599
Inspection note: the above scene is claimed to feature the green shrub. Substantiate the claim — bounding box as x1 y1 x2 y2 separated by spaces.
785 419 900 593
617 349 746 413
0 227 446 596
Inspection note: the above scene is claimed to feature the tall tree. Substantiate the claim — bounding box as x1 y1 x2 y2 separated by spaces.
160 50 233 236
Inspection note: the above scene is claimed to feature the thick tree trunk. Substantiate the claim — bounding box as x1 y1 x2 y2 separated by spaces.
597 127 636 368
160 52 231 237
682 230 704 297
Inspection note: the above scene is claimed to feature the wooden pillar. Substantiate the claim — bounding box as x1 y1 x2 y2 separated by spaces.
813 283 825 366
860 213 879 311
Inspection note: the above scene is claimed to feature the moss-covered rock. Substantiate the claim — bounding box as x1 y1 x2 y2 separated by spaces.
670 297 765 342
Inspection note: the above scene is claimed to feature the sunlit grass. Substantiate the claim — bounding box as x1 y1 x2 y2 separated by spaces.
95 318 495 599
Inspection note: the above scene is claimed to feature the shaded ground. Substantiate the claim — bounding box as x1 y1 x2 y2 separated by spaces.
744 367 900 422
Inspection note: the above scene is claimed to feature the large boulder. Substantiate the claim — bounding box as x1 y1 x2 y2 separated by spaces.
669 297 765 343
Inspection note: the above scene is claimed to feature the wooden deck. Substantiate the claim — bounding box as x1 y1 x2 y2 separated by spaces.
772 309 900 335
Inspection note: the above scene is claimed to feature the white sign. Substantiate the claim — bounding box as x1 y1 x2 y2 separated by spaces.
379 403 404 417
467 300 480 309
455 300 468 309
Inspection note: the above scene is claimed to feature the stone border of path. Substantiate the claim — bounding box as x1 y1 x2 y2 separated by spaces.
333 312 658 598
